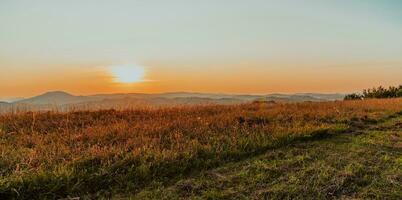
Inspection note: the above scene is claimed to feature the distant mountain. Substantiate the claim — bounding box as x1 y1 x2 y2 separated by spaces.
263 95 319 102
14 91 346 106
295 93 345 101
1 91 344 113
16 91 90 105
264 93 345 102
171 97 246 105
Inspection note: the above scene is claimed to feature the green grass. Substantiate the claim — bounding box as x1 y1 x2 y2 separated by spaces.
131 115 402 199
1 100 402 199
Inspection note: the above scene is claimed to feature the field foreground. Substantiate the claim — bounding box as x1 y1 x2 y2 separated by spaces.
0 99 401 199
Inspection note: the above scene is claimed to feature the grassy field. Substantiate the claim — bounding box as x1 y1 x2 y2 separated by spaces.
135 110 402 199
0 99 401 199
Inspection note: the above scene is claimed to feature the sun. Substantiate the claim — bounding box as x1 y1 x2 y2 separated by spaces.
109 64 145 84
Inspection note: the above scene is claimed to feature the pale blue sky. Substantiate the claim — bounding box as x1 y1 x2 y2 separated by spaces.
1 0 401 97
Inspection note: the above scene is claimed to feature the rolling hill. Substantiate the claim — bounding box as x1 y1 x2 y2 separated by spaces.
1 91 345 112
0 98 401 199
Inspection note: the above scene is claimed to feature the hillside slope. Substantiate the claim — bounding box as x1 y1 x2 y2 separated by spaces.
134 113 402 199
0 99 400 199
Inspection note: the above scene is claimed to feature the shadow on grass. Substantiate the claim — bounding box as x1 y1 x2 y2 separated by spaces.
2 112 401 199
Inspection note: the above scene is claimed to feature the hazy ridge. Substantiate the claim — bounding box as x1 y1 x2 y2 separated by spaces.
0 91 345 112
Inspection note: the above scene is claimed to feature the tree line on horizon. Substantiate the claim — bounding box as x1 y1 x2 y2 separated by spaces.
344 84 402 100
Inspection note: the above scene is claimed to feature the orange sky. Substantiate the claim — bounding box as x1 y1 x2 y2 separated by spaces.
1 60 401 98
1 1 402 98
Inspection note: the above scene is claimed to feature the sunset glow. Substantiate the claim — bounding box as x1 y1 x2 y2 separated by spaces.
0 0 402 99
109 65 145 84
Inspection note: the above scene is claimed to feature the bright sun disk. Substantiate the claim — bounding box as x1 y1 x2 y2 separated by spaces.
109 64 145 84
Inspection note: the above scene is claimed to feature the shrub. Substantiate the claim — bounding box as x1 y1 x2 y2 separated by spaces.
344 93 363 100
345 84 402 100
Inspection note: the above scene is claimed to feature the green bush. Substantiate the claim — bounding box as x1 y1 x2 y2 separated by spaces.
345 85 402 100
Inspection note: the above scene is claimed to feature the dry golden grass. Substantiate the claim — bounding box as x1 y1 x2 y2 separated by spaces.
0 98 401 199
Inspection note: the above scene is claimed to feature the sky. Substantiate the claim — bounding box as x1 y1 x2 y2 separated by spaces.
1 0 402 99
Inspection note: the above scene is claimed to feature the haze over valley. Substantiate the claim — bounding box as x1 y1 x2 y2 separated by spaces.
0 91 345 113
